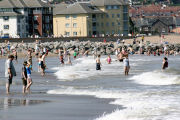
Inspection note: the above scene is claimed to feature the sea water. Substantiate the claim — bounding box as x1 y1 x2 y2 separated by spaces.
47 55 180 120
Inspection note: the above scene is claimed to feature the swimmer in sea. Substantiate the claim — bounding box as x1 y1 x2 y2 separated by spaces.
162 57 168 70
96 55 101 70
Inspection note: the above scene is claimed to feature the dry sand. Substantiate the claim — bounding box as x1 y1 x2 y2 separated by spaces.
125 34 180 44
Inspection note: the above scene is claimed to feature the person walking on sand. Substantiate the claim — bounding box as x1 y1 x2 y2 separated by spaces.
26 61 33 93
5 55 16 94
96 55 101 70
123 56 130 76
21 61 27 93
162 57 168 70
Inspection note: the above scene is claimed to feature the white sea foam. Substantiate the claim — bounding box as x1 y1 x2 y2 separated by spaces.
129 71 180 85
51 56 133 81
47 87 180 120
48 55 180 120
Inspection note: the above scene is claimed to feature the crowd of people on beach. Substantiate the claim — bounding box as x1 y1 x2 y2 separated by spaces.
1 37 172 94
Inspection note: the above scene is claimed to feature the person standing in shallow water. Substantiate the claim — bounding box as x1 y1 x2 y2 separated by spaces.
21 61 27 93
162 57 168 70
123 56 130 76
5 55 16 94
26 61 33 93
96 55 101 70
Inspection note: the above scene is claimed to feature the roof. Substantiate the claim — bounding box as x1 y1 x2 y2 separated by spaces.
90 0 128 6
0 0 51 8
133 17 176 28
130 4 180 18
54 3 103 15
157 17 175 26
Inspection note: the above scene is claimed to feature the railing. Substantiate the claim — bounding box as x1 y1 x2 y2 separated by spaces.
33 10 42 14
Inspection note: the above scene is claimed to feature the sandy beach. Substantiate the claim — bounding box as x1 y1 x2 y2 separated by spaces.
0 57 121 120
126 34 180 44
1 35 180 120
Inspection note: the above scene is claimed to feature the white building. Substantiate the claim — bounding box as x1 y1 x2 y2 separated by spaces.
0 11 28 38
0 0 53 38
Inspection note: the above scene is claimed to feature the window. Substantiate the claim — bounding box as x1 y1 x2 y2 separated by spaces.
73 15 77 19
106 14 109 18
123 6 128 13
0 8 13 12
118 22 121 26
65 23 70 28
65 15 70 19
18 25 20 32
45 16 50 23
73 23 77 28
117 14 120 18
123 13 128 21
96 22 99 27
4 34 9 37
112 14 114 18
112 22 115 26
101 14 104 19
3 16 9 21
18 16 21 23
106 5 112 10
4 25 9 29
101 22 104 27
123 21 128 30
113 5 120 9
106 22 109 27
73 32 77 36
65 32 70 36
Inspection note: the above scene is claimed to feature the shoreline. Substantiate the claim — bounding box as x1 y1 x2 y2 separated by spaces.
0 91 122 120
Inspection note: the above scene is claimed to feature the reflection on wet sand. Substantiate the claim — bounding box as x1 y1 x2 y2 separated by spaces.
0 98 49 110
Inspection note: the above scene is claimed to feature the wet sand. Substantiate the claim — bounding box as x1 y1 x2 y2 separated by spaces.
0 94 122 120
0 58 122 120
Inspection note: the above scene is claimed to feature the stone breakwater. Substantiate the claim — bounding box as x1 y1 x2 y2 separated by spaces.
1 40 180 55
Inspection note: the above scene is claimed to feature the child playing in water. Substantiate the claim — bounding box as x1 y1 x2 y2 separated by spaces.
21 61 27 93
96 55 101 70
123 56 130 75
26 61 33 93
106 54 112 64
162 57 168 70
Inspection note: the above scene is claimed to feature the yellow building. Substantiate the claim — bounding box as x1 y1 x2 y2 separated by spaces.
53 0 129 37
